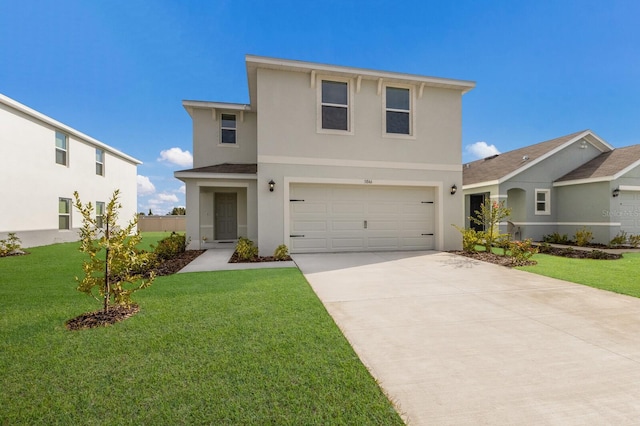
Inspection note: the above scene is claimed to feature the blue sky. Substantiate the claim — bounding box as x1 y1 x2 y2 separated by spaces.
2 1 639 214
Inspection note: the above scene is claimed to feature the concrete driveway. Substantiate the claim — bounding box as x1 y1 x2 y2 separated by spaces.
293 251 640 425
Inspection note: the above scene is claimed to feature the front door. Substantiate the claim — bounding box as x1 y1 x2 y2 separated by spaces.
469 194 486 232
215 193 237 240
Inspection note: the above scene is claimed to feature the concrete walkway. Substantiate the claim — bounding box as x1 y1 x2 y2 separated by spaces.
178 249 296 273
293 251 640 425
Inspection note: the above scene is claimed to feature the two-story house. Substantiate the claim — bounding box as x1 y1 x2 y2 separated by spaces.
0 93 141 248
176 55 475 253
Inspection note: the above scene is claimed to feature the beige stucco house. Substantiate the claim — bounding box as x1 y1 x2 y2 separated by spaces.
0 93 141 248
176 55 475 253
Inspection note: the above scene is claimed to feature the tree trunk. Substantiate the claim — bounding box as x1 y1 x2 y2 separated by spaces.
104 217 110 313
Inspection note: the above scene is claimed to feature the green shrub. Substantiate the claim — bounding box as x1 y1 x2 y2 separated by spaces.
236 237 258 261
0 233 22 257
273 244 289 260
589 250 610 259
609 231 628 247
629 234 640 248
538 242 552 253
453 225 483 252
468 199 512 252
495 235 512 256
154 232 186 261
509 239 538 261
542 232 569 244
574 227 593 247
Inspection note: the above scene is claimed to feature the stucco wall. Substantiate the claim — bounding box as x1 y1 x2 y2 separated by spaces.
255 68 462 165
191 108 257 168
0 100 138 248
253 67 465 253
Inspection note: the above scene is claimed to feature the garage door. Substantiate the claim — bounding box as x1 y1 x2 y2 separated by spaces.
289 183 435 253
619 191 640 235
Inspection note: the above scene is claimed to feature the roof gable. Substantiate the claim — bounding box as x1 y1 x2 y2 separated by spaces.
554 145 640 185
463 130 613 187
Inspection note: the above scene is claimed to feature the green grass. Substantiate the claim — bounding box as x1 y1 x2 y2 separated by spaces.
517 252 640 297
0 237 402 425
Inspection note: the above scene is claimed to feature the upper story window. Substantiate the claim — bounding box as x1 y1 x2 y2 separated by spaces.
321 80 349 131
385 86 412 136
96 149 105 176
221 114 237 144
96 201 105 228
535 189 551 215
59 197 71 230
55 131 68 165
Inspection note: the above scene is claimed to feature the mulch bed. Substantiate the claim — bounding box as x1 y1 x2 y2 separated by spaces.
154 250 206 275
453 244 623 268
65 304 140 331
66 250 205 330
228 251 292 263
537 246 622 260
452 251 537 267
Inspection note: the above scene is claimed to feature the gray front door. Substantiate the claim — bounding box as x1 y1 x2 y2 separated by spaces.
215 193 237 240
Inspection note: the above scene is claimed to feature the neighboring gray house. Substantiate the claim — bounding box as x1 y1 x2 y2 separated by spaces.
463 129 640 244
176 55 475 253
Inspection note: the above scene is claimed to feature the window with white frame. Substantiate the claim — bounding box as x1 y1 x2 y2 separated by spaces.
321 80 349 131
96 149 104 176
59 198 71 229
221 114 237 144
385 86 411 135
535 189 550 215
55 131 68 165
96 201 105 228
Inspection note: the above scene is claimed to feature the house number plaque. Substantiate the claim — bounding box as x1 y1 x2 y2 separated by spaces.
364 179 373 184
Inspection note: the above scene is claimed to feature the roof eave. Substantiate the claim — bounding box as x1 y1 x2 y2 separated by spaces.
174 171 258 181
245 54 476 99
462 180 500 190
0 93 142 165
553 177 613 187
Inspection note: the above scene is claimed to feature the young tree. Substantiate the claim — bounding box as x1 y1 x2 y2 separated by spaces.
469 199 512 252
74 190 155 313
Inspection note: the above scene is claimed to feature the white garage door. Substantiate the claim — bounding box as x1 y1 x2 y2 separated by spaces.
289 183 435 253
619 191 640 235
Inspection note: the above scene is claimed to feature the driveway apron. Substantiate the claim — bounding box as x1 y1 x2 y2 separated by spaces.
293 251 640 425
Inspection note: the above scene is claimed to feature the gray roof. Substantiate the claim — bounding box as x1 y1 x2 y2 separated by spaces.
463 130 604 186
555 145 640 182
176 163 257 174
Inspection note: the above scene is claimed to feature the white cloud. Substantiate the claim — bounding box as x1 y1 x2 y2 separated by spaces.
156 193 179 203
177 185 186 194
137 175 156 195
465 141 500 160
158 147 193 167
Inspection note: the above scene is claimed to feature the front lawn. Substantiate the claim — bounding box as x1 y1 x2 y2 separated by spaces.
0 239 402 425
517 252 640 297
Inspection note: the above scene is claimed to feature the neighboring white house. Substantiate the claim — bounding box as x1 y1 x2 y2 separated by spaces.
176 55 475 253
463 129 640 244
0 93 141 248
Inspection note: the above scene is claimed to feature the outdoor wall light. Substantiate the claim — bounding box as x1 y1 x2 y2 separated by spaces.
268 179 275 192
612 188 620 197
450 184 457 195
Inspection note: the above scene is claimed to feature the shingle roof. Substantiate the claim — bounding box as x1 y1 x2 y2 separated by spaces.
463 130 593 186
177 163 257 174
555 145 640 182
